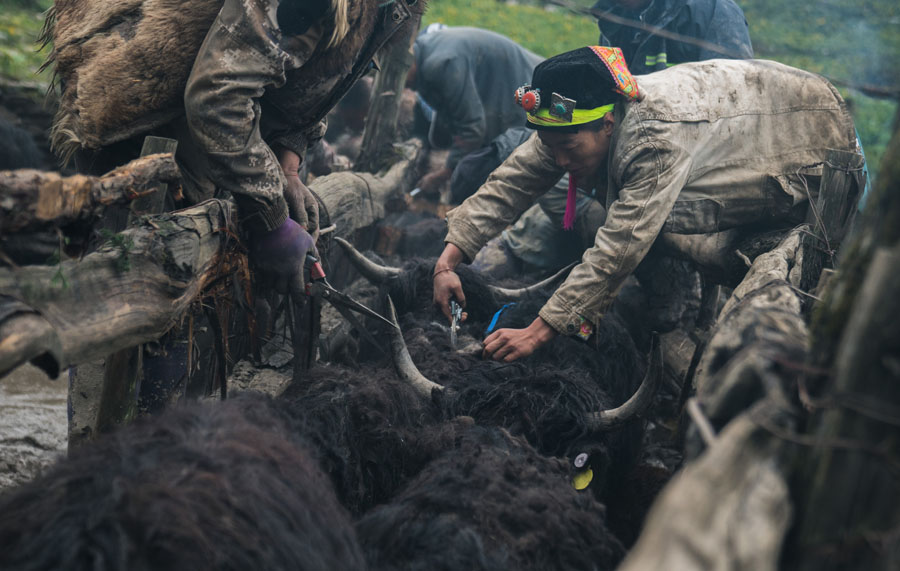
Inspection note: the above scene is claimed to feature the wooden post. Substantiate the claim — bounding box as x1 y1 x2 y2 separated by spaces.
354 13 421 173
786 113 900 570
95 137 178 439
799 149 866 297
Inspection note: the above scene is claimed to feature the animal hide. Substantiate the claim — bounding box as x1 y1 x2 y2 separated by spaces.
45 0 423 162
47 0 225 160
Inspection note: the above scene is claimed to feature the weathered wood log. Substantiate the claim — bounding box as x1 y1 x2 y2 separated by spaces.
799 149 866 297
693 226 808 400
317 142 419 235
0 198 240 379
354 13 421 173
786 112 900 571
620 399 797 571
0 142 421 381
96 137 180 436
0 154 180 234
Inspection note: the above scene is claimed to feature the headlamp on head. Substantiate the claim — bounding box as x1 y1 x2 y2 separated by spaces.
514 85 542 114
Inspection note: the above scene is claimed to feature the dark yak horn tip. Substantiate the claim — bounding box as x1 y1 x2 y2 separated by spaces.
487 261 578 300
334 237 402 283
586 332 663 432
386 296 445 397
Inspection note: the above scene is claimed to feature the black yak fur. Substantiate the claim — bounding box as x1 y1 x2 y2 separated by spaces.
398 303 646 500
356 423 626 571
0 393 366 571
331 258 649 500
277 364 442 515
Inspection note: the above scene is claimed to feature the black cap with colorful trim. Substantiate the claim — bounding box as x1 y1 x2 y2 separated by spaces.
516 46 639 132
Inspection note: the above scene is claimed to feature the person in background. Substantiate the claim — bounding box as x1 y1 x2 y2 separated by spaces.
407 26 543 197
592 0 752 74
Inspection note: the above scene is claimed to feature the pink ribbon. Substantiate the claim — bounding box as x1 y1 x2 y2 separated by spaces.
563 173 577 230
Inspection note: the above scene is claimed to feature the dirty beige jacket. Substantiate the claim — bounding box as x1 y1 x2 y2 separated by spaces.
445 59 857 335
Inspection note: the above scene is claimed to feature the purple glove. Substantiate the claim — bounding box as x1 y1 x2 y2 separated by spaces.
249 217 315 294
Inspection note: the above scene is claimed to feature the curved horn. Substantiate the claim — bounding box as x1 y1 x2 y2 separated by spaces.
334 237 401 283
586 333 663 432
488 262 577 300
386 296 445 398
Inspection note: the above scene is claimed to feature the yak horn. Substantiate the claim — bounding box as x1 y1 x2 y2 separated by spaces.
335 237 401 283
586 333 663 431
488 262 577 300
386 296 445 397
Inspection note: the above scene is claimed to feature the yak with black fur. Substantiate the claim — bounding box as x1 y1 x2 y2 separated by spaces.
277 363 441 515
332 238 658 501
0 393 366 571
357 421 626 571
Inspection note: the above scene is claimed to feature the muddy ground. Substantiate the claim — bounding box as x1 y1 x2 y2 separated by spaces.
0 364 68 493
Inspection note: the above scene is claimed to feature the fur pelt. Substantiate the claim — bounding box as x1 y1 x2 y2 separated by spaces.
0 393 365 571
46 0 425 162
356 424 626 571
48 0 225 159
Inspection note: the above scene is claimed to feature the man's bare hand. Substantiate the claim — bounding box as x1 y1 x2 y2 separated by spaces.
482 317 557 362
278 146 319 236
433 243 468 321
433 269 467 323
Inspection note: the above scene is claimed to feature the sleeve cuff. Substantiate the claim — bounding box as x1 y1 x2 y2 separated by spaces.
444 216 487 263
270 132 310 160
539 299 598 339
235 194 290 234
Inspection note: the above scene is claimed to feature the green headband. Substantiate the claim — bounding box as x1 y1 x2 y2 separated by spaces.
526 103 614 128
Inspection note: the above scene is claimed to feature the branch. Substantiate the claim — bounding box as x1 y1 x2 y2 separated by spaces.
0 153 180 234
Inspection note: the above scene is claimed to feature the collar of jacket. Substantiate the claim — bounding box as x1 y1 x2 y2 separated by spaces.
306 0 419 125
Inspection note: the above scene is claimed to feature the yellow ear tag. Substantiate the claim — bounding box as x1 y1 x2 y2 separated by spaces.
572 468 593 490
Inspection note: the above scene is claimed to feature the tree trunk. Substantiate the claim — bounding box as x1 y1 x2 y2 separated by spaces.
354 12 420 173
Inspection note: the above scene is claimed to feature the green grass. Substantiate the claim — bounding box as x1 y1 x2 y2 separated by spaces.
423 0 599 57
0 0 53 85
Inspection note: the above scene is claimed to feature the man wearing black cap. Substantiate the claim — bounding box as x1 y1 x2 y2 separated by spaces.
432 46 863 362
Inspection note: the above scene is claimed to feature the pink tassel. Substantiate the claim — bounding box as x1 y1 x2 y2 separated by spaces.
563 173 577 230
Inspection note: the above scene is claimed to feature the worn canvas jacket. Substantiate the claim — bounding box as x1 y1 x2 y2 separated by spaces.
185 0 421 233
445 59 858 335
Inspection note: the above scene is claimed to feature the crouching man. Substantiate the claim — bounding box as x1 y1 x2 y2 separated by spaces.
433 46 863 362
